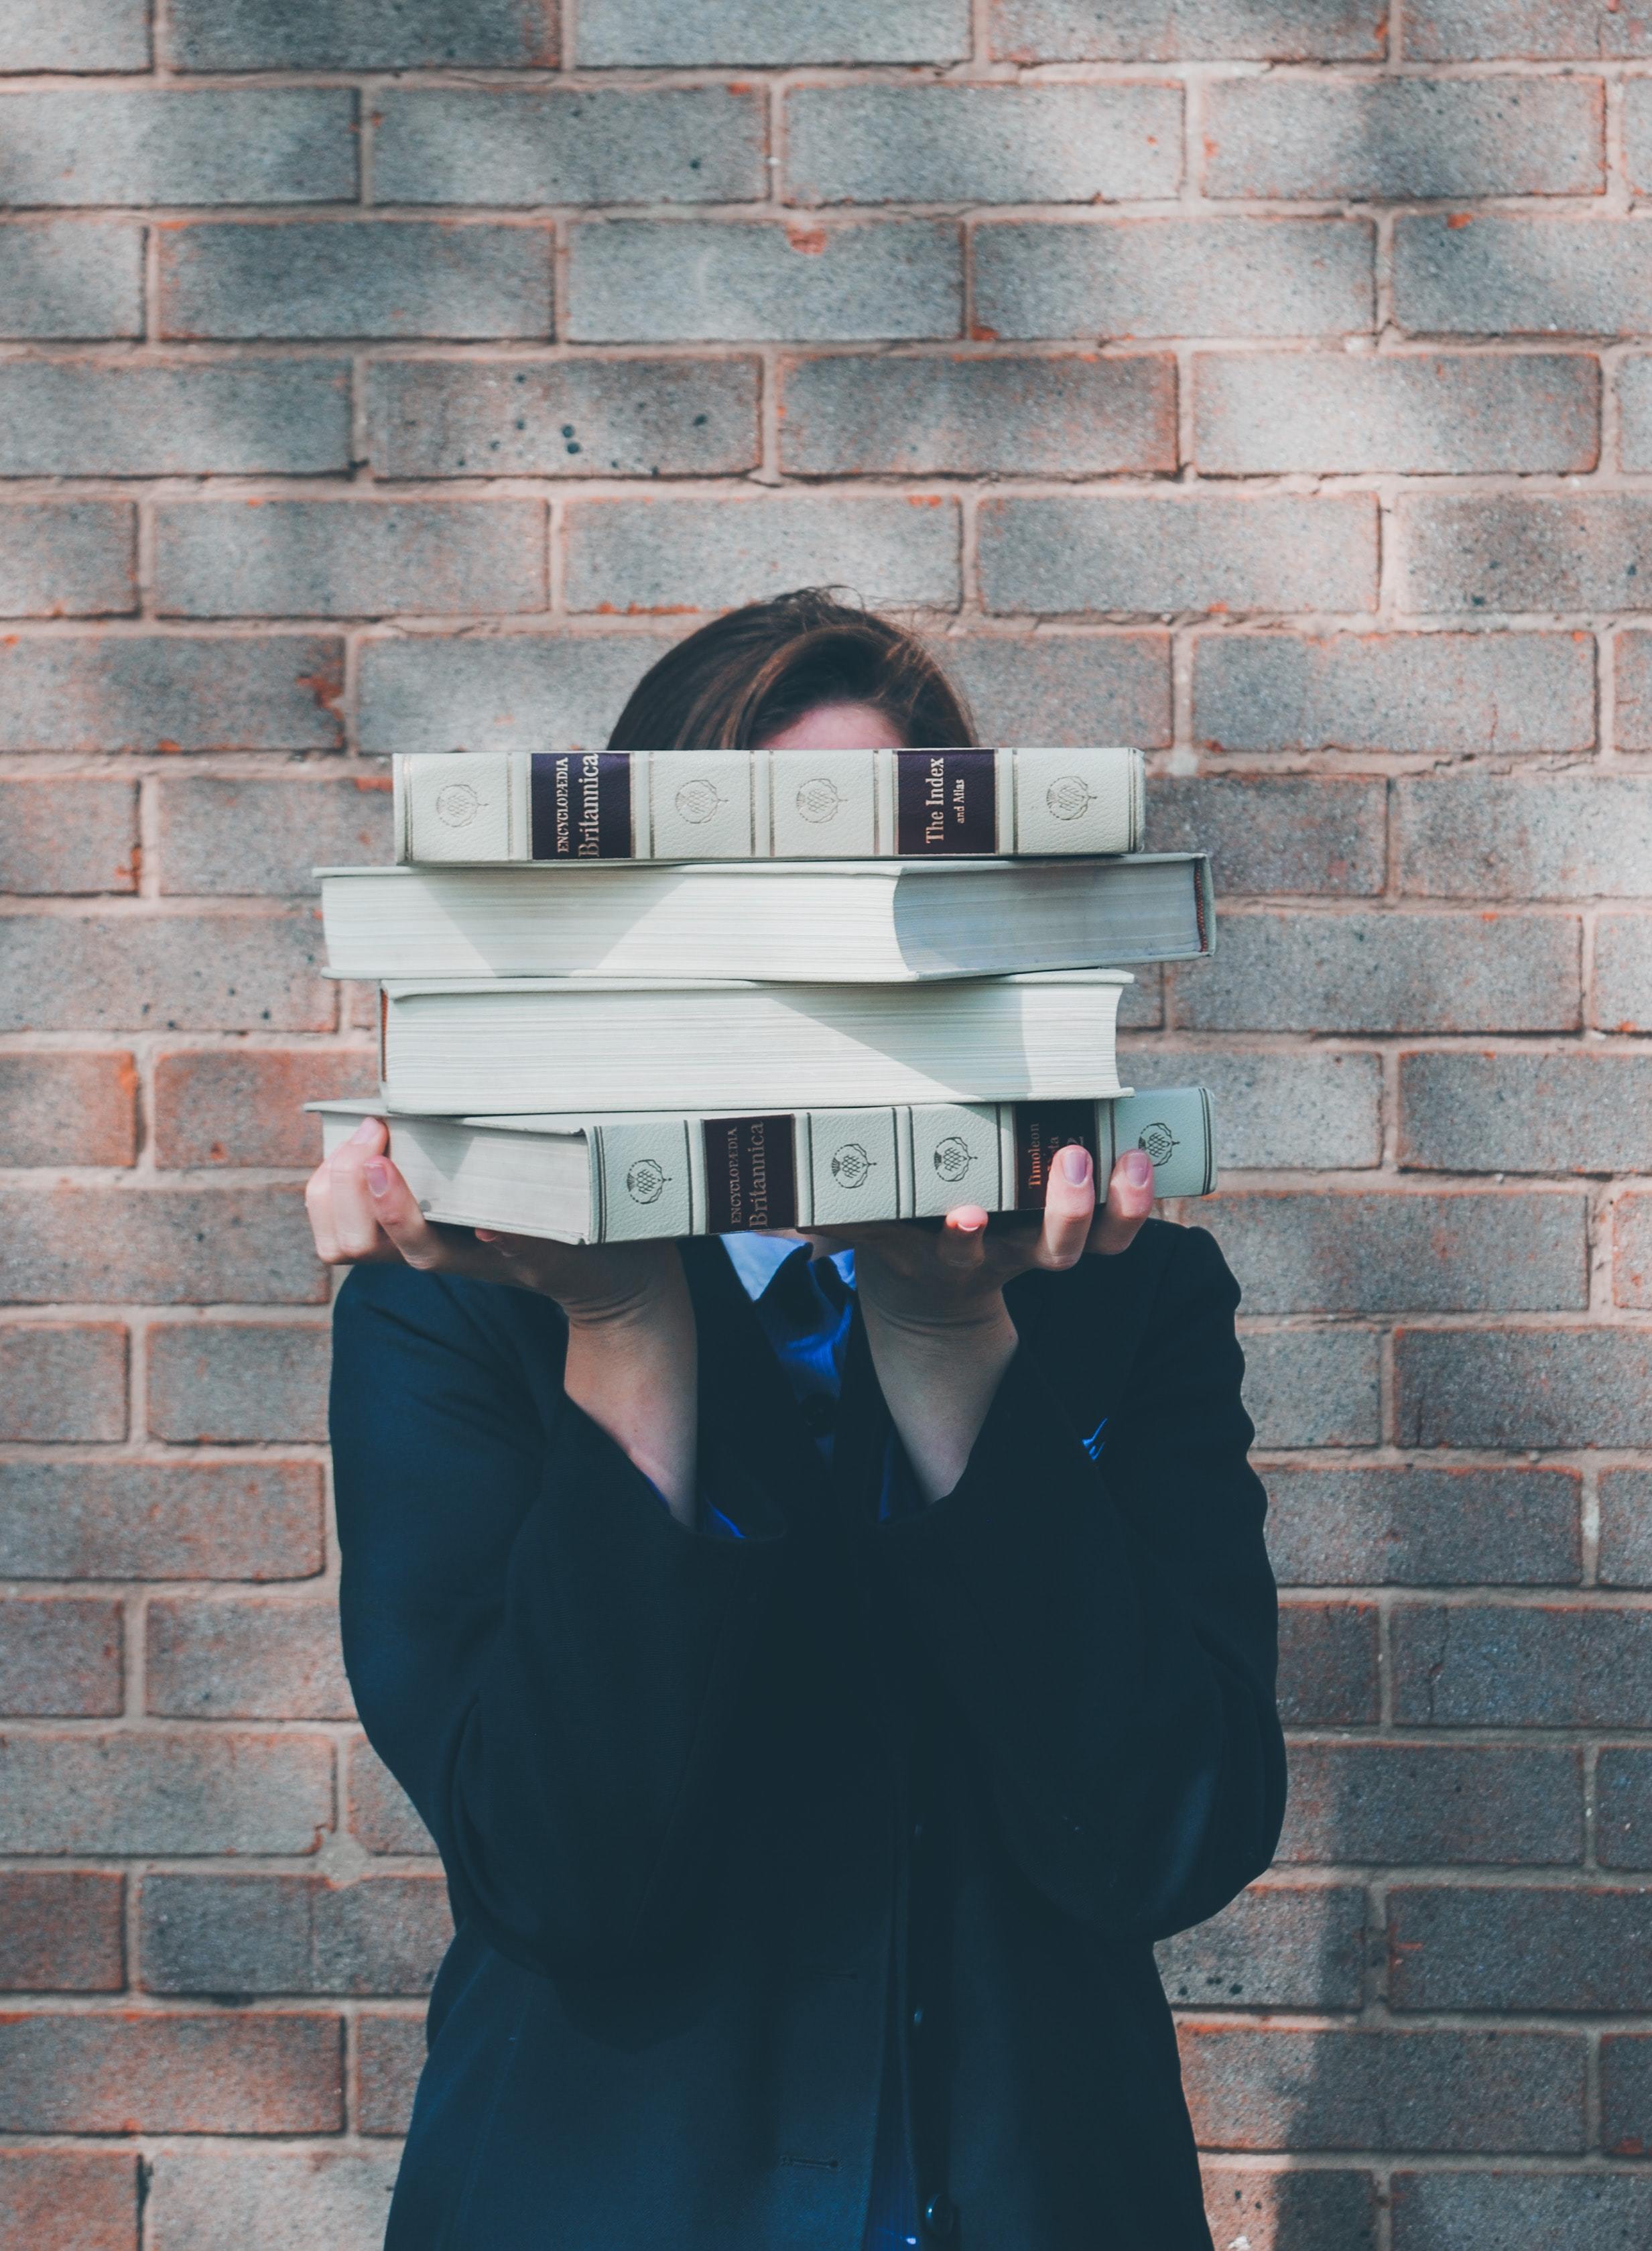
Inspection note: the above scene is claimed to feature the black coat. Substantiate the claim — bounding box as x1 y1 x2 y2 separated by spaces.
330 1218 1285 2251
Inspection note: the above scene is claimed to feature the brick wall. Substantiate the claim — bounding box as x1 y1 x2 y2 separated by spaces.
1 3 1648 2244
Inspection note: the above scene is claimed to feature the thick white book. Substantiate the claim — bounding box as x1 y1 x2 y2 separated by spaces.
310 1087 1215 1243
319 853 1212 984
376 970 1133 1115
393 746 1145 863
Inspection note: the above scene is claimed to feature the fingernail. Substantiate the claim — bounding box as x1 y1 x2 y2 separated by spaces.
349 1117 379 1144
1123 1148 1155 1189
1058 1143 1092 1186
365 1158 390 1197
951 1213 987 1233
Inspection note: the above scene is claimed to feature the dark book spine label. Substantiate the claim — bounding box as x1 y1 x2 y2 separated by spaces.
1013 1103 1100 1209
895 749 996 855
702 1115 798 1233
529 751 633 859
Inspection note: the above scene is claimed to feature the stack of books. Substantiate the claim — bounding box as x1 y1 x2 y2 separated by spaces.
308 744 1218 1243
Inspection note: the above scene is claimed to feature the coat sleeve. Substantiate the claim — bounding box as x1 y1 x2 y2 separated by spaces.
330 1261 789 1981
867 1223 1285 1941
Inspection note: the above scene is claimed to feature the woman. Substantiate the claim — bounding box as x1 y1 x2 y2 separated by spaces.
311 591 1286 2251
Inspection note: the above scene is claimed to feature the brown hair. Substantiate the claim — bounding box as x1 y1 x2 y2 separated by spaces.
604 589 976 752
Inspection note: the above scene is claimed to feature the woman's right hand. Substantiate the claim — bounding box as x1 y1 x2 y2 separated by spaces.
305 1115 681 1325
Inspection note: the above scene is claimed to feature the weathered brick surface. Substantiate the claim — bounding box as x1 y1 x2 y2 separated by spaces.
7 6 1648 2209
0 1461 324 1581
1193 353 1598 475
1265 1465 1580 1587
779 353 1176 477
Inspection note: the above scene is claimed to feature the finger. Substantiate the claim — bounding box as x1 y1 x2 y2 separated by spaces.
361 1150 471 1272
1087 1146 1156 1257
936 1205 990 1272
304 1160 343 1263
326 1117 396 1262
1035 1142 1098 1270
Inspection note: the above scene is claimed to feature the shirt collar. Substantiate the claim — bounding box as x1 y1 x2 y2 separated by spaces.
720 1232 855 1304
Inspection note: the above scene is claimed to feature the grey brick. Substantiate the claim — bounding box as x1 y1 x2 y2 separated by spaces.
170 0 558 69
992 0 1383 58
1391 2172 1652 2251
0 503 133 620
0 913 328 1034
159 221 552 343
1119 967 1163 1032
368 357 759 479
1204 75 1602 200
0 361 350 478
0 1597 123 1717
1596 915 1652 1032
0 1326 127 1444
1277 1743 1582 1867
0 1182 324 1308
568 219 961 343
1156 1882 1366 2012
1403 493 1652 613
1614 355 1652 471
1614 631 1652 749
1600 1471 1652 1589
1170 912 1580 1035
1181 2024 1584 2154
1194 629 1592 755
1397 1327 1652 1449
1200 2169 1380 2251
358 2012 425 2134
1625 80 1652 196
0 90 355 209
158 775 392 896
141 1874 449 1997
348 1738 436 1855
1238 1329 1382 1448
779 352 1175 476
1406 0 1652 57
1602 2034 1652 2156
786 84 1182 206
1401 1052 1652 1174
979 495 1377 617
0 777 139 894
141 2152 405 2251
147 1324 330 1447
1265 1465 1582 1587
359 631 676 753
0 222 141 340
1395 1602 1652 1727
1600 1752 1652 1870
0 0 149 68
0 1731 332 1855
154 501 547 621
1388 1885 1652 2013
576 0 969 64
1279 1599 1380 1725
1615 1192 1652 1311
1395 778 1652 900
1194 352 1598 475
0 635 344 753
377 87 763 208
153 1048 377 1168
0 1052 136 1168
1145 776 1387 897
0 1461 322 1581
146 1596 353 1721
936 632 1170 747
1204 1190 1586 1315
1123 1048 1382 1169
1394 215 1652 338
974 218 1375 341
566 494 962 615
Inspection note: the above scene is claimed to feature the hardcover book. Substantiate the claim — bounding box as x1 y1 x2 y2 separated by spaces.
375 970 1133 1115
319 853 1212 984
393 746 1145 863
310 1087 1215 1244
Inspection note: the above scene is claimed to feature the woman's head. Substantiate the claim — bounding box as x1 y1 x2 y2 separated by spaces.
605 589 976 755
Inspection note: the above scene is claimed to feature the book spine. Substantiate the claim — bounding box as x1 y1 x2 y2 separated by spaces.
393 748 1145 862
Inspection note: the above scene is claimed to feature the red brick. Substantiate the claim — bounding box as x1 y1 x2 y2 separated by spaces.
0 776 138 893
152 1047 376 1168
1277 1601 1379 1727
0 1461 323 1581
0 1596 123 1717
0 1052 137 1166
357 2012 426 2134
0 2151 137 2251
347 1736 436 1856
145 1597 354 1720
0 2012 343 2133
0 1870 124 1992
147 1321 329 1444
0 1183 324 1306
0 1323 127 1442
1275 1744 1582 1868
